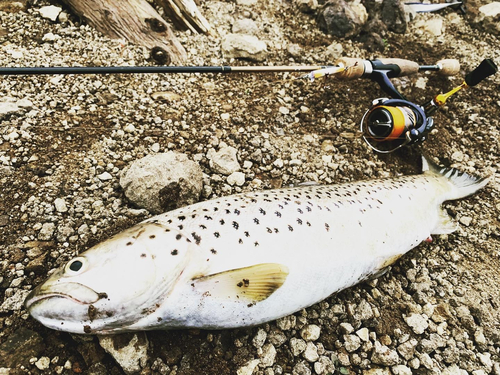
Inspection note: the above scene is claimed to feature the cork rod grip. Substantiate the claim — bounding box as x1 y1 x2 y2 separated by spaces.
334 57 366 80
436 59 460 76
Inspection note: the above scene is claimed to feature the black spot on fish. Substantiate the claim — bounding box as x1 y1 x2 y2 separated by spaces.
214 207 219 212
234 209 241 215
211 249 217 254
178 225 184 230
325 223 330 232
267 227 272 233
233 221 239 230
178 215 186 221
288 225 293 232
192 232 201 245
192 214 197 219
84 325 92 334
149 235 156 239
225 209 231 214
254 218 260 225
306 206 312 212
297 208 303 214
251 198 257 203
126 241 133 246
297 218 303 225
167 219 172 224
358 221 363 227
88 305 97 321
306 221 311 227
141 253 147 258
244 231 250 237
239 238 243 244
274 228 279 233
205 215 213 220
176 234 182 240
157 317 162 322
275 211 282 217
220 219 225 225
214 232 220 238
254 241 259 247
165 228 170 232
278 204 284 209
171 249 178 255
259 208 266 215
199 224 207 230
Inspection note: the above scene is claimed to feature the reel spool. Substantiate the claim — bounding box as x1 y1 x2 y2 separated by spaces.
360 98 434 153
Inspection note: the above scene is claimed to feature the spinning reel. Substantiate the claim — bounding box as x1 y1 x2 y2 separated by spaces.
352 58 498 153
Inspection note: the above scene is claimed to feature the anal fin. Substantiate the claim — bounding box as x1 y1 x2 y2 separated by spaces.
432 208 458 235
192 263 289 303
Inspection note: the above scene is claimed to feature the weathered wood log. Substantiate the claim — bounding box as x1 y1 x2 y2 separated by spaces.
61 0 187 64
157 0 212 35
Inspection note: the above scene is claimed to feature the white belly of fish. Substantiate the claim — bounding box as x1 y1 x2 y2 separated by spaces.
129 177 442 330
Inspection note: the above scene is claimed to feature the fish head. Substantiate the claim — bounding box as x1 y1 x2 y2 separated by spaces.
25 221 193 334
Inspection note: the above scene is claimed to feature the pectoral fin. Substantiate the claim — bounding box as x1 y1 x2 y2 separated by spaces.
192 263 289 303
432 208 458 234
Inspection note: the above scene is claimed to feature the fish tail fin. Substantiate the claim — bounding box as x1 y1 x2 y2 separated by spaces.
422 155 489 200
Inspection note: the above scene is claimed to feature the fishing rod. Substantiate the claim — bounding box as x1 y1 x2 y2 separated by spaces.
1 57 497 153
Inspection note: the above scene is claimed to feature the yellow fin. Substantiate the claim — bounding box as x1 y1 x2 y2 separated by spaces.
192 263 289 303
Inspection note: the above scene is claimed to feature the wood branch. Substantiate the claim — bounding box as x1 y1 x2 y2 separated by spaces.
61 0 187 64
156 0 212 35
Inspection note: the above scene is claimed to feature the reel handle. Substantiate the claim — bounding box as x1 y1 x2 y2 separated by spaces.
436 59 460 76
465 59 498 86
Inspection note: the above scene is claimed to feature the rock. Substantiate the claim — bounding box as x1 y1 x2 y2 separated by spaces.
54 198 68 213
253 328 267 348
371 341 400 366
292 360 312 375
363 368 391 375
98 333 149 374
300 324 321 341
381 0 407 33
414 18 444 37
344 334 361 352
38 222 55 240
302 342 319 362
459 216 473 226
356 327 370 342
296 0 318 13
120 152 203 214
0 101 21 119
232 18 259 35
209 146 241 175
290 337 307 356
35 357 51 370
227 171 246 186
392 365 412 375
38 5 62 21
317 0 367 38
236 359 260 375
97 171 113 181
442 365 469 375
339 322 354 334
0 328 45 368
326 42 344 60
468 0 500 35
260 343 277 367
221 34 268 62
404 313 428 334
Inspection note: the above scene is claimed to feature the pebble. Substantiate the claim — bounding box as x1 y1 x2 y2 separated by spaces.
236 359 260 375
459 216 473 226
98 334 149 374
260 343 277 367
54 198 68 213
209 146 241 175
38 5 62 21
302 342 319 362
97 171 113 181
290 337 307 356
221 34 268 62
227 171 246 186
356 328 370 342
300 324 321 341
371 341 400 366
344 334 361 352
38 222 55 240
253 328 267 348
404 313 429 334
35 356 50 370
392 365 412 375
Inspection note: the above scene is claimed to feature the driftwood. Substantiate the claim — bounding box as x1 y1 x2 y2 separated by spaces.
157 0 212 34
61 0 188 64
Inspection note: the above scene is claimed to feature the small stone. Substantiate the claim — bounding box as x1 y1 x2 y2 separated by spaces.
371 341 400 366
221 113 230 121
97 171 113 181
356 328 370 342
38 222 55 240
290 338 307 356
302 342 319 362
391 365 412 375
260 343 276 367
232 18 259 34
98 333 149 374
35 357 50 370
227 171 246 186
38 5 62 21
418 353 434 369
221 34 268 62
344 334 361 352
459 216 473 226
339 322 354 334
54 198 68 213
237 359 260 375
253 329 267 348
277 315 296 330
279 106 290 115
300 325 321 341
292 361 312 375
209 146 241 175
404 313 428 334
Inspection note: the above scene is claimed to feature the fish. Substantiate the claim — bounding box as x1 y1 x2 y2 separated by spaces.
24 156 488 334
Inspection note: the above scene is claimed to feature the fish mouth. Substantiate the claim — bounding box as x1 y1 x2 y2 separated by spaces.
25 282 103 310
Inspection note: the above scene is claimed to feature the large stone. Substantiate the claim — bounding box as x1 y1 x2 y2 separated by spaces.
221 34 268 62
120 152 203 214
0 328 45 368
209 146 241 175
381 0 407 33
317 0 367 38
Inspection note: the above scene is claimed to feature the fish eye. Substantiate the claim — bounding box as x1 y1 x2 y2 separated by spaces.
65 257 87 274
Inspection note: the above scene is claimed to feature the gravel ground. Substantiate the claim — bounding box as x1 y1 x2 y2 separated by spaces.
1 1 500 374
